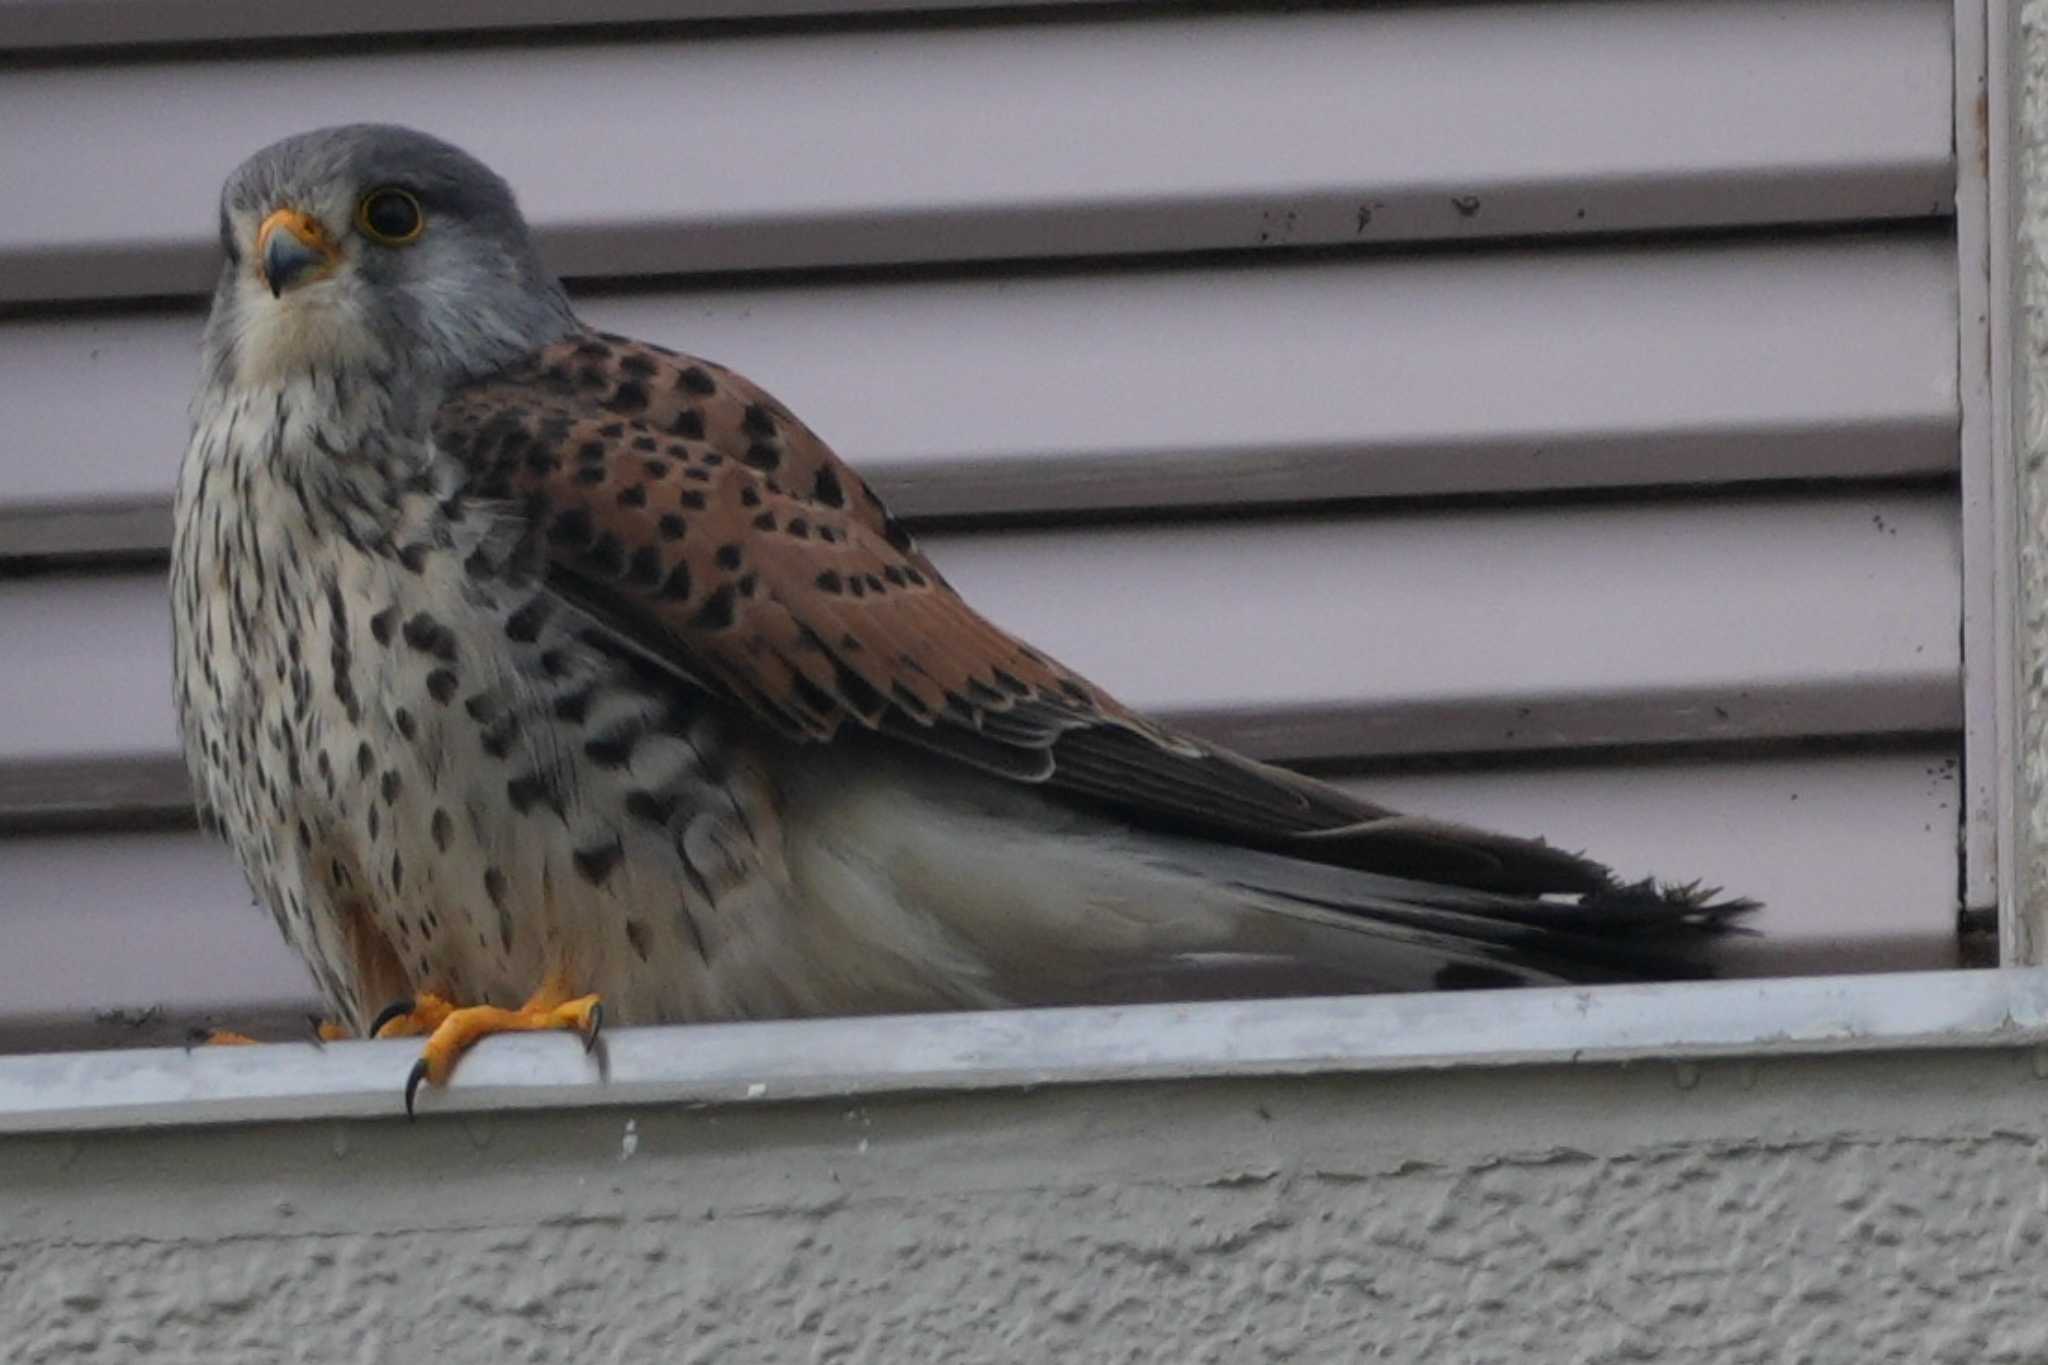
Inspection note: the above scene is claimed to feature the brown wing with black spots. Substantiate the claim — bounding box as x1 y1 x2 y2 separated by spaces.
433 331 1172 760
433 330 1619 894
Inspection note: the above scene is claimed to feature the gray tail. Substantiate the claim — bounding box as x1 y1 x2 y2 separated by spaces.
1154 837 1757 992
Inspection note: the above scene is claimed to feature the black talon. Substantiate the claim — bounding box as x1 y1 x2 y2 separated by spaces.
584 1000 604 1053
404 1058 430 1120
370 998 416 1039
306 1014 329 1048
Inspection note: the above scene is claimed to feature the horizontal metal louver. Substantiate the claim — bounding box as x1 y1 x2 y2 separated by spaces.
0 235 1960 551
0 0 1973 1049
0 2 1949 301
6 0 1105 48
0 490 1961 775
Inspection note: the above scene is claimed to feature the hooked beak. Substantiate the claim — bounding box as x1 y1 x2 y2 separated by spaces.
256 208 340 297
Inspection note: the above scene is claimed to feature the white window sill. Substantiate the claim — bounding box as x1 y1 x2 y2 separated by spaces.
2 967 2043 1136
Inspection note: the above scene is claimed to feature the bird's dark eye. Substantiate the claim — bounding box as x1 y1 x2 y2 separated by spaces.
356 187 424 245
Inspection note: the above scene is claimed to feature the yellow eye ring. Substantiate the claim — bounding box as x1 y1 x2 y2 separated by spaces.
356 187 425 245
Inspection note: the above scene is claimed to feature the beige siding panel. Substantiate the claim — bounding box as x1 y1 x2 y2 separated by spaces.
0 1 1952 302
0 236 1958 553
0 0 1096 48
0 831 310 1052
932 491 1961 760
0 490 1960 787
0 747 1959 1053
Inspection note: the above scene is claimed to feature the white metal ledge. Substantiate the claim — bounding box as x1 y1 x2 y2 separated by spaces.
2 968 2042 1136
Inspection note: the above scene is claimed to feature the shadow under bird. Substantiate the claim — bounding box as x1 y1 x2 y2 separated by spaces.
170 125 1754 1114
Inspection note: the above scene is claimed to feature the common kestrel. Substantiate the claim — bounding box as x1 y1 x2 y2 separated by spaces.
171 126 1750 1112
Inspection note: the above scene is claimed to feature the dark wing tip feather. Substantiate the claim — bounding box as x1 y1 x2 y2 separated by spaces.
1575 877 1762 933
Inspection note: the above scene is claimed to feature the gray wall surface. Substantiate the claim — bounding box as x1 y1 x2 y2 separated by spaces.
5 1046 2048 1363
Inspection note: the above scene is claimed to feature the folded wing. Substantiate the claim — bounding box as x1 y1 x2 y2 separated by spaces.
433 331 1749 924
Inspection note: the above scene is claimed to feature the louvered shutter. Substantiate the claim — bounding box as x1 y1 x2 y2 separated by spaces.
0 0 1988 1050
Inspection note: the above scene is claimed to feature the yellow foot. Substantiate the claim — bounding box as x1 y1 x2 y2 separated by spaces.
200 1017 349 1046
368 994 457 1040
381 980 603 1118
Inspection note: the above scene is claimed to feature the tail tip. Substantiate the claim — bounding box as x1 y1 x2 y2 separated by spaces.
1581 876 1762 933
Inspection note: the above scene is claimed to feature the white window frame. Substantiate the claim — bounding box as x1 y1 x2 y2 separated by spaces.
0 0 2033 1133
1960 0 2026 947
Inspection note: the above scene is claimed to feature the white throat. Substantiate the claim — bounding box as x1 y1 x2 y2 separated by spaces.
225 266 394 391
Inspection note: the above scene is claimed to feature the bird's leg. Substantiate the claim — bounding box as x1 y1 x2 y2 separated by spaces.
391 974 603 1117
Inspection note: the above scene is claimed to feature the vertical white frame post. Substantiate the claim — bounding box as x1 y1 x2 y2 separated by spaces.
1956 0 2026 957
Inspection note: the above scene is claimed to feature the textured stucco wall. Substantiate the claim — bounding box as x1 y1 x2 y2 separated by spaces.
2020 1 2048 927
7 1048 2048 1362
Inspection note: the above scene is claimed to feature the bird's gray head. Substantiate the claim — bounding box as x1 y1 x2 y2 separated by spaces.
205 124 576 394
